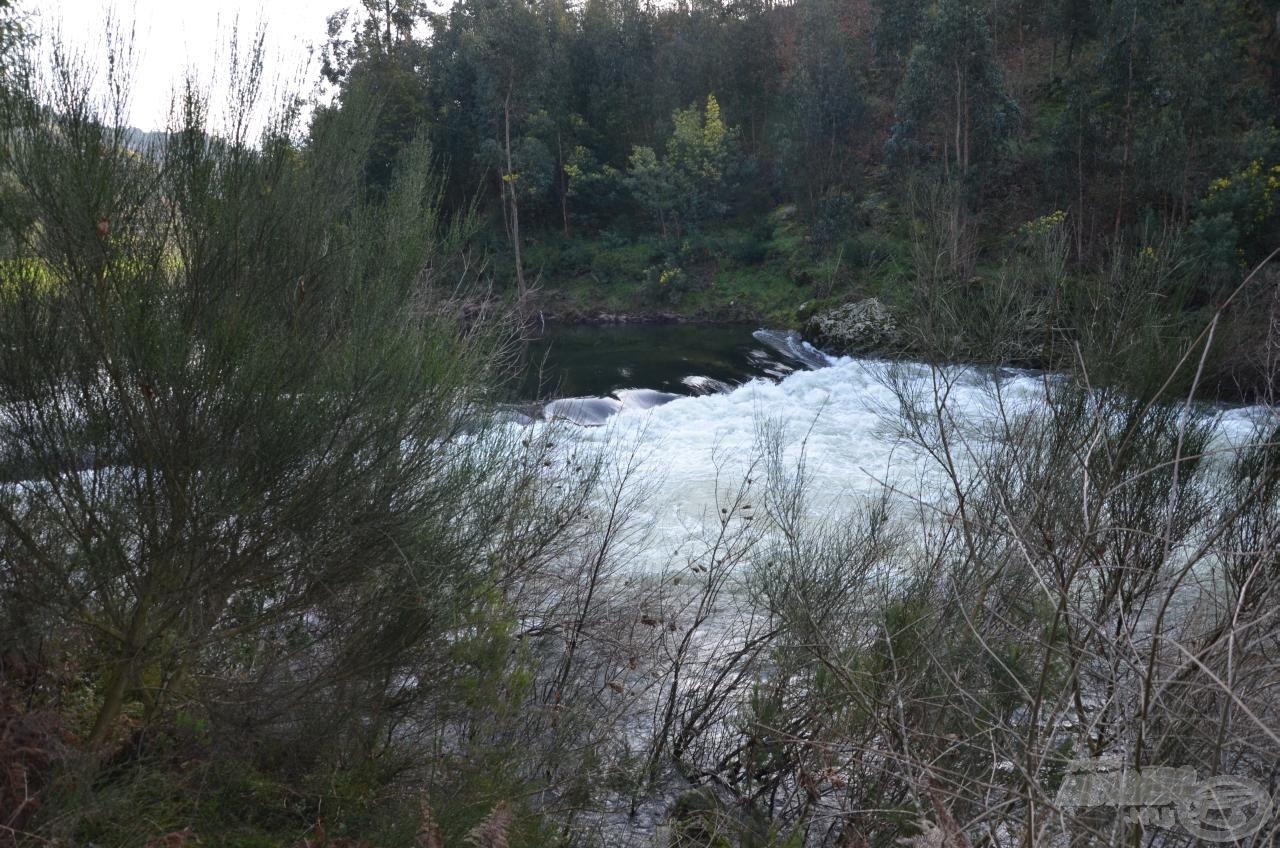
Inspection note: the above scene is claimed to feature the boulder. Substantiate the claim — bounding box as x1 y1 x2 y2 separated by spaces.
803 297 904 356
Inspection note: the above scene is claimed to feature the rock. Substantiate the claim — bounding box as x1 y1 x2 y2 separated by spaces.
543 396 623 426
803 297 904 356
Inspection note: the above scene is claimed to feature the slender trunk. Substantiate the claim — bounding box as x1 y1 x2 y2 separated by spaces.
1114 5 1138 238
962 67 971 173
1076 116 1085 262
557 131 569 236
503 86 526 316
498 171 511 241
1180 134 1195 223
88 591 153 747
89 663 131 746
954 57 963 174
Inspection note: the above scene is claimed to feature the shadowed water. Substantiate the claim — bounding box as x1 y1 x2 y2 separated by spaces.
519 324 829 402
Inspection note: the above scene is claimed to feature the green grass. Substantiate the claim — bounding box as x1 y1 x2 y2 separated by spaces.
525 213 873 326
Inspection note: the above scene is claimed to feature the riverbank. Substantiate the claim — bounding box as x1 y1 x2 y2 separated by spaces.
515 212 1278 400
520 213 876 329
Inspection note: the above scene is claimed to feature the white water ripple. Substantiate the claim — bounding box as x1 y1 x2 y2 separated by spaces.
527 355 1272 574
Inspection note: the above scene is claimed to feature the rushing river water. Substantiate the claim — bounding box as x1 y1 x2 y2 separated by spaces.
518 324 1268 575
514 326 1271 844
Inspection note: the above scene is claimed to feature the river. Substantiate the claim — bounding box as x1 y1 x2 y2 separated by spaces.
511 324 1273 844
517 324 1267 573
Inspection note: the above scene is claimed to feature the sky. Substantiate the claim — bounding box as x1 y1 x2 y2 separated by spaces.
39 1 350 132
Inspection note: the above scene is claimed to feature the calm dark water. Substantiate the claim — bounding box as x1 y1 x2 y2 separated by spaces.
517 324 821 400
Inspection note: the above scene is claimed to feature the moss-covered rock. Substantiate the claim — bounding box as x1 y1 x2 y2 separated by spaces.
803 297 904 355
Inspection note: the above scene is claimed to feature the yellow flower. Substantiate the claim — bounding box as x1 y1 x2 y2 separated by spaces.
1020 210 1067 238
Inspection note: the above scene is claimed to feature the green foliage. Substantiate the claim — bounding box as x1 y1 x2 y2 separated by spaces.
563 143 628 227
0 0 28 80
626 94 738 236
0 30 607 848
775 0 867 208
889 0 1017 176
625 144 678 235
317 2 432 192
299 0 1279 330
872 0 928 64
1190 159 1280 281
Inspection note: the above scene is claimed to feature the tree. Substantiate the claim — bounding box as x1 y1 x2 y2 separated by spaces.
626 93 735 235
625 144 676 235
455 0 551 310
1042 0 1268 242
871 0 929 68
0 0 29 82
776 0 868 206
318 0 431 192
569 0 658 165
889 0 1017 179
1048 0 1096 69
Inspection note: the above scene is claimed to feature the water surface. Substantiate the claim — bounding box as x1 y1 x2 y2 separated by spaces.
518 324 823 400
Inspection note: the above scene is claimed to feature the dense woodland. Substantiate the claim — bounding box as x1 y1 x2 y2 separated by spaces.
2 1 1280 846
328 0 1280 245
313 0 1280 396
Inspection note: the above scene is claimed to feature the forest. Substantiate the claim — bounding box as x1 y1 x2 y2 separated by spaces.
311 0 1280 396
2 0 1280 846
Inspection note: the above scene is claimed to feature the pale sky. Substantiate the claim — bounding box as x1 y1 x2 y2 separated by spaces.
39 1 352 132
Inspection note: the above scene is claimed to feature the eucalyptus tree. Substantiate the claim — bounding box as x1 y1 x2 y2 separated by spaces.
889 0 1017 180
570 0 658 167
318 0 432 192
0 0 28 81
871 0 928 69
434 0 551 309
1115 0 1261 224
1048 0 1095 69
776 0 868 208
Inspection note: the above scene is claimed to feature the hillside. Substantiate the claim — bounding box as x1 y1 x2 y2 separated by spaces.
315 0 1280 397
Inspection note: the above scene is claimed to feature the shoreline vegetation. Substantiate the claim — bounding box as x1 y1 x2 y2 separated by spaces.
2 1 1280 847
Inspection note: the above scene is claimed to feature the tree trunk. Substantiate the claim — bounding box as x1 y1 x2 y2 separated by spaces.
954 58 964 175
1114 5 1139 239
1076 116 1085 262
88 662 132 746
557 131 569 236
503 87 527 317
88 588 155 747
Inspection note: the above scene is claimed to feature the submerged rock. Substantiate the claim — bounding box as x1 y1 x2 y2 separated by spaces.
681 375 733 395
614 388 681 410
543 396 624 426
803 297 904 356
752 328 832 370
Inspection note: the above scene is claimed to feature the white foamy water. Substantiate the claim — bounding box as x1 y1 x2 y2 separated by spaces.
528 355 1273 574
533 359 1051 571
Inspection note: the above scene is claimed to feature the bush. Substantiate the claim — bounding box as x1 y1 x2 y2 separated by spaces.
0 29 616 847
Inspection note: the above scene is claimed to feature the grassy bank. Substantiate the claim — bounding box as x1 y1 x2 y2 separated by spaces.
518 206 915 327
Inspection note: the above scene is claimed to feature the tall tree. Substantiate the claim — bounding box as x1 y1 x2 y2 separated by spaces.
871 0 929 69
889 0 1017 178
627 93 736 235
777 0 868 206
319 0 431 191
436 0 549 309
